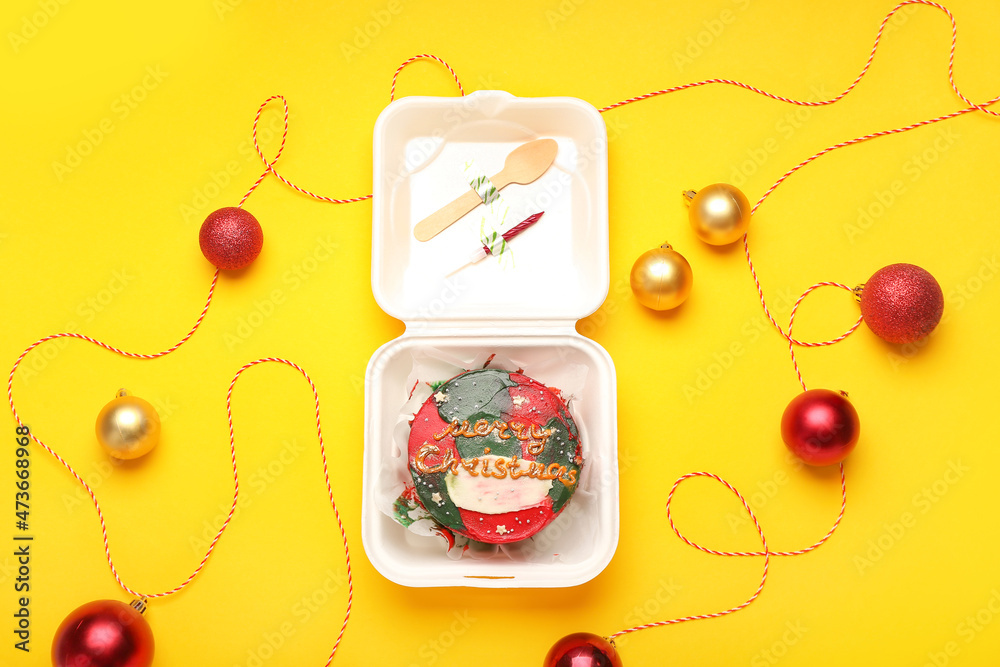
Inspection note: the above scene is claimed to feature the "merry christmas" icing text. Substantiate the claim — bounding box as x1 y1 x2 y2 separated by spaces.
432 419 554 456
414 443 577 488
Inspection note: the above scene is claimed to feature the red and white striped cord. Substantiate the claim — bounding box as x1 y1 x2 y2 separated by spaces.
609 463 846 641
741 100 994 346
7 272 219 599
601 0 998 347
610 280 855 642
237 53 466 208
6 292 353 662
606 288 857 644
611 281 855 641
237 94 374 207
390 53 465 102
601 0 999 643
599 1 996 116
786 283 864 391
227 358 353 665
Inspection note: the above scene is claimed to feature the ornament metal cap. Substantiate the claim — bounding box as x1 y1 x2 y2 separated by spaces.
682 189 697 205
852 284 865 303
129 598 148 615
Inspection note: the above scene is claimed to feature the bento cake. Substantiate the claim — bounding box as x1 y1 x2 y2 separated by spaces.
407 368 583 544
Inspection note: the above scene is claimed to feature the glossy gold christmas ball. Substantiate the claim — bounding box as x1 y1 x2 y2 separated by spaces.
95 389 160 460
630 243 693 310
685 183 751 245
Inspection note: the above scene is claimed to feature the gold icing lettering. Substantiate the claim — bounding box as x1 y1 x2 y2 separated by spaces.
414 443 577 488
432 418 554 454
414 443 444 473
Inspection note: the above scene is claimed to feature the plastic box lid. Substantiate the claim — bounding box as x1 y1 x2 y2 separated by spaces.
371 90 609 329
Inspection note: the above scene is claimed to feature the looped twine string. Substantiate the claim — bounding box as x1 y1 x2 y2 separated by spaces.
238 94 373 207
237 53 465 209
610 472 772 641
600 0 1000 643
787 283 863 391
609 463 847 641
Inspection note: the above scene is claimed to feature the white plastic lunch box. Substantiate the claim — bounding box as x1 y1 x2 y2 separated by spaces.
362 90 618 587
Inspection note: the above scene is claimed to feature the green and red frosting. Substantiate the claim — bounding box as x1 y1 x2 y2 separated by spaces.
407 368 583 544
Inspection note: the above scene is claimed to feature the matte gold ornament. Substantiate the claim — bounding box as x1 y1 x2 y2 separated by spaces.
95 389 160 460
630 242 693 310
684 183 751 245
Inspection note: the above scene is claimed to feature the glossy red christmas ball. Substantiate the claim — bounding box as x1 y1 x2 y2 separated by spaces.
52 600 154 667
859 263 943 344
199 207 263 270
781 389 860 466
544 633 623 667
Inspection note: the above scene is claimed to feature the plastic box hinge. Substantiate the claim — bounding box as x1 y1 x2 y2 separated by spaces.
401 319 581 337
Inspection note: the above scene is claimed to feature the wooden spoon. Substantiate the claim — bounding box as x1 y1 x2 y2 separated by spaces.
412 138 558 242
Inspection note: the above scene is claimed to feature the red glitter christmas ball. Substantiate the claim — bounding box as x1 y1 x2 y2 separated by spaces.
781 389 860 466
199 207 263 270
859 263 943 344
52 600 154 667
544 633 623 667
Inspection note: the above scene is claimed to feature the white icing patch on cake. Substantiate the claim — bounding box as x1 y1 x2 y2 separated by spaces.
444 455 552 515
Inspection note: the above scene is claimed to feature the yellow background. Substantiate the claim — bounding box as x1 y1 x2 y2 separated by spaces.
3 0 1000 665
